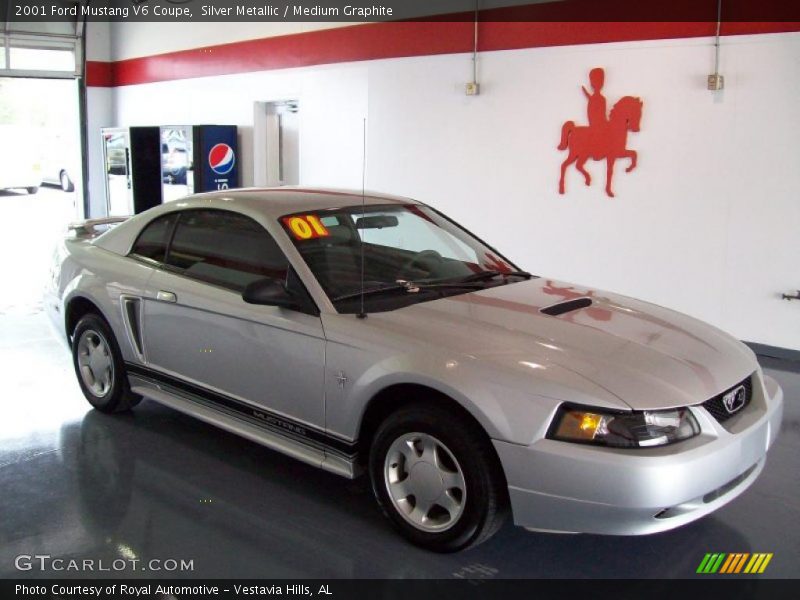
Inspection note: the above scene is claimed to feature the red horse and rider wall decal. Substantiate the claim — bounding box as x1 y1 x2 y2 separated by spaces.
558 68 643 198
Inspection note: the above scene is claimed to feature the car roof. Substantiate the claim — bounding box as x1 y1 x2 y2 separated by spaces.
174 187 419 215
92 187 422 256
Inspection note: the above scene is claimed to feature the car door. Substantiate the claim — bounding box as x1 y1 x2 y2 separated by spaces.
139 209 326 431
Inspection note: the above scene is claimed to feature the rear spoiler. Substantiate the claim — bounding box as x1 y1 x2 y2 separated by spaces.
68 216 130 237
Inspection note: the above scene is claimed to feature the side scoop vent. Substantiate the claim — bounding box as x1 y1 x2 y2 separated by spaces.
540 297 593 317
121 296 145 361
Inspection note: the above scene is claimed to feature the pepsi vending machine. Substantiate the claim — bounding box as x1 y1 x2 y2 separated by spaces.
160 125 238 203
194 125 239 191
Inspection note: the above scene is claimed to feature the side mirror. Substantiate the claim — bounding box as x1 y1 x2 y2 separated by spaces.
242 278 297 308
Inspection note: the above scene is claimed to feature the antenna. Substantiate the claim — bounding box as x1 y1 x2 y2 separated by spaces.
357 117 368 319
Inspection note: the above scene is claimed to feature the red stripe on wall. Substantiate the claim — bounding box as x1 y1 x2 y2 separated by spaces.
85 59 114 87
85 20 800 88
111 22 471 87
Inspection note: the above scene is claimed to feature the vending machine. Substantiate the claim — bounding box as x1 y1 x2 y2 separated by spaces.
101 126 161 217
102 125 239 215
160 124 239 203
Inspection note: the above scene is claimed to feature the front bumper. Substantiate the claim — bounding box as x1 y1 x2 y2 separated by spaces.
494 374 784 535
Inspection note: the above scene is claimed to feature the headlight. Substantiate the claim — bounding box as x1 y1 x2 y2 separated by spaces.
548 405 700 448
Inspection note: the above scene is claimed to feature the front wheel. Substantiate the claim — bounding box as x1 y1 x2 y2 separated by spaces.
369 404 508 552
71 313 141 413
26 186 38 194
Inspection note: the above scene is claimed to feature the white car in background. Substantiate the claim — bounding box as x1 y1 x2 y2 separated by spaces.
41 163 76 192
0 125 41 194
40 133 78 192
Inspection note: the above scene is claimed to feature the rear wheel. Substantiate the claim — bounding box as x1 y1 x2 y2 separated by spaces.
369 403 508 552
60 171 75 192
72 313 141 413
26 186 38 194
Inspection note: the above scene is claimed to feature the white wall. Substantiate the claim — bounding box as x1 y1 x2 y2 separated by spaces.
112 63 369 191
84 87 113 218
96 29 800 350
85 20 111 61
85 22 113 218
365 34 800 350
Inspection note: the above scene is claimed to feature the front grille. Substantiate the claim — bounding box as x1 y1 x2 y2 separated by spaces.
702 376 753 423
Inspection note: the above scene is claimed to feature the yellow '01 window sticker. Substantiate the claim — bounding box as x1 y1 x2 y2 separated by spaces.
282 215 330 240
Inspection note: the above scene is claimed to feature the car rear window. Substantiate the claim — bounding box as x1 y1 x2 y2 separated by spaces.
130 213 177 262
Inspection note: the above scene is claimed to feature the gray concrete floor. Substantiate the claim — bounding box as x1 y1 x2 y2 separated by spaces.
1 189 798 579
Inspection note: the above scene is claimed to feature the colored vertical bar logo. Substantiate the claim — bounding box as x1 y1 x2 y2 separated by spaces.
697 553 773 574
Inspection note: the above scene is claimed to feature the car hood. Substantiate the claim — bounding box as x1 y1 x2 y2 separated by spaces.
374 278 757 410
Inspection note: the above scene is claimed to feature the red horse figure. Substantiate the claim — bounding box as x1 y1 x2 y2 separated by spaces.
558 95 643 198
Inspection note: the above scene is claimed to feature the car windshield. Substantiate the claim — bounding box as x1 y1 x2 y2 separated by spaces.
280 203 529 313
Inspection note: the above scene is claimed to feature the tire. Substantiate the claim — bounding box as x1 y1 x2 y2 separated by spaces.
26 186 38 194
71 313 141 413
369 403 508 552
60 171 75 192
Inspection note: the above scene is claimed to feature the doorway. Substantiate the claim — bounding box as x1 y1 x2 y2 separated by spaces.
0 77 82 314
253 100 300 187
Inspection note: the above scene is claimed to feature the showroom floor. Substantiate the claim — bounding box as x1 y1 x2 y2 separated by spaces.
1 190 798 579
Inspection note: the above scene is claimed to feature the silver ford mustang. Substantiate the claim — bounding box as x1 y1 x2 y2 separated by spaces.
46 188 783 552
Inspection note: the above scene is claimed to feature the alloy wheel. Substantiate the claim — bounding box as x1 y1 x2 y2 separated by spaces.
384 432 467 532
76 330 114 397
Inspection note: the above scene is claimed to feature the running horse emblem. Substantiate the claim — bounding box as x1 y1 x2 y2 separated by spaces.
558 68 643 198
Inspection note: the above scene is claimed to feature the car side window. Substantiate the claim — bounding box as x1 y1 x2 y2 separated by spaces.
130 213 178 262
166 210 289 292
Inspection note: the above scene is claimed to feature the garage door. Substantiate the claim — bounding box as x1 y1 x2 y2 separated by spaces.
2 4 83 79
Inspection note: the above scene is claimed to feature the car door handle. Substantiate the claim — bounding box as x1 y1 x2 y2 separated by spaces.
157 290 177 303
782 290 800 301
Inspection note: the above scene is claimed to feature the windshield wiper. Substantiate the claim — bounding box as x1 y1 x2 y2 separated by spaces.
333 283 410 302
332 271 534 302
454 269 533 283
332 279 486 302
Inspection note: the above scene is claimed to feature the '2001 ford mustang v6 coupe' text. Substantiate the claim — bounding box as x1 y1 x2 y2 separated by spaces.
46 188 783 552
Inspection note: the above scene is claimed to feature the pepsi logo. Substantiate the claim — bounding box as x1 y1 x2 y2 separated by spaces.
208 143 235 175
